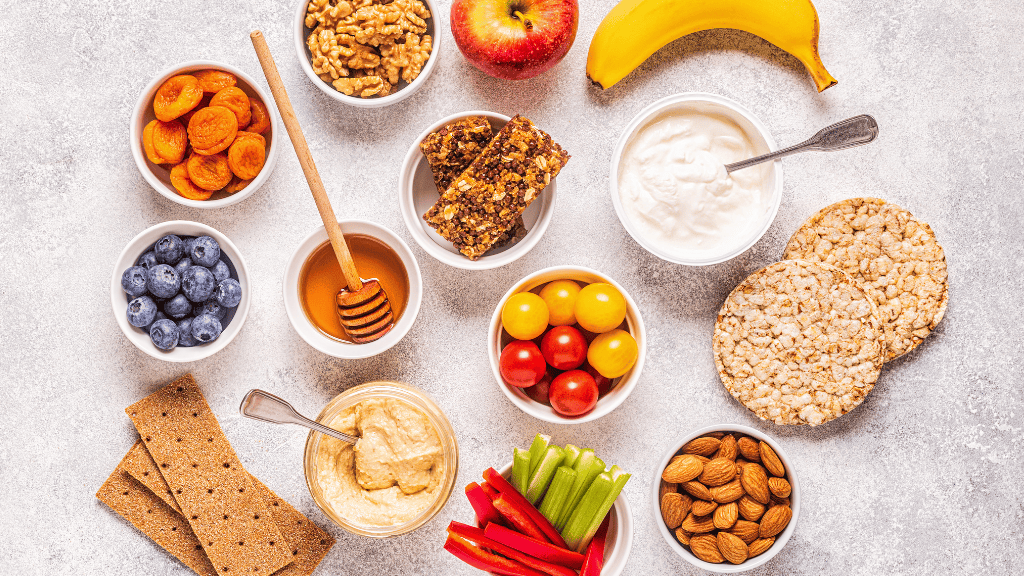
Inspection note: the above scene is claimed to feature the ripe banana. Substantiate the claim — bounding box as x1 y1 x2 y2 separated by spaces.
586 0 837 91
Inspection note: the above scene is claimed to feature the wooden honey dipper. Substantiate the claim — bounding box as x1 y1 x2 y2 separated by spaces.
250 30 394 343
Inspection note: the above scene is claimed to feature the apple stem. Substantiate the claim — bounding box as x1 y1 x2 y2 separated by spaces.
513 10 533 30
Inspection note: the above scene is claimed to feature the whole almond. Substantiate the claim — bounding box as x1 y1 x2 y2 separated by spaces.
659 480 678 500
674 527 693 546
680 512 716 533
694 455 710 463
759 442 786 477
747 537 775 558
740 462 770 504
683 436 722 457
682 481 714 501
737 495 766 521
713 501 738 530
706 431 726 439
729 520 760 544
737 437 761 461
714 434 738 461
711 479 745 503
717 531 749 565
663 454 704 483
661 492 689 529
689 534 724 563
759 505 793 538
691 499 718 517
698 458 736 487
768 477 792 499
770 494 791 508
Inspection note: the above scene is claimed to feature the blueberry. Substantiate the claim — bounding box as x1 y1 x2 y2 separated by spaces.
199 299 227 321
173 257 192 277
211 260 230 282
181 266 216 302
164 294 193 319
154 234 185 264
176 318 197 347
137 251 159 269
147 264 180 299
145 312 168 332
190 236 221 267
149 319 179 350
127 296 158 328
216 278 242 308
121 266 149 298
191 314 223 343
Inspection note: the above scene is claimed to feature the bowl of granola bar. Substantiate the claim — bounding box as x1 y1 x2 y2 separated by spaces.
399 111 568 270
295 0 439 106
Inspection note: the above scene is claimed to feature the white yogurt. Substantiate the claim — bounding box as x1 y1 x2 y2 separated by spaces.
617 110 772 261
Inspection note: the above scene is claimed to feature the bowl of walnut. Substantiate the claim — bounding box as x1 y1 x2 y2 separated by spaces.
295 0 440 107
653 425 799 573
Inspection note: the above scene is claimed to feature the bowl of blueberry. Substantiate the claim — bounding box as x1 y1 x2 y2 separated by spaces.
111 220 250 362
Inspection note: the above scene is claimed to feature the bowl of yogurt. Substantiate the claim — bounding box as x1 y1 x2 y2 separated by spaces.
610 93 783 266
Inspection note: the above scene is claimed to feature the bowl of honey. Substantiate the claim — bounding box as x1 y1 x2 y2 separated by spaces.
284 221 422 358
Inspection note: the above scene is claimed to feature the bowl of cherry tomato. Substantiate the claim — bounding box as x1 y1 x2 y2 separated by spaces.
488 266 647 424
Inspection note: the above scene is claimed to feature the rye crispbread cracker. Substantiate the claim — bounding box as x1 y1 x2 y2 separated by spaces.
121 441 335 576
127 374 291 576
713 260 885 426
783 198 949 362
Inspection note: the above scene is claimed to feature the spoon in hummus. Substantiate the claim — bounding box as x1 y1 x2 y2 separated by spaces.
725 114 879 173
239 389 357 445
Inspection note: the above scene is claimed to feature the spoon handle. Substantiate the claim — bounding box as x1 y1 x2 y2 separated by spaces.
726 114 879 173
239 389 358 445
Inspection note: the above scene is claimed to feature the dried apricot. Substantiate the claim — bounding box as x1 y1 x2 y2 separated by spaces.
246 97 271 134
193 69 237 93
187 106 237 155
227 132 266 180
210 87 251 129
187 152 233 191
224 176 252 194
170 162 214 201
142 120 167 164
179 94 213 127
153 75 203 122
152 120 187 164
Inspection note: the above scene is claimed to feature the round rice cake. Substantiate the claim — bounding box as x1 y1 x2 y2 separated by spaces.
713 260 885 426
783 198 948 361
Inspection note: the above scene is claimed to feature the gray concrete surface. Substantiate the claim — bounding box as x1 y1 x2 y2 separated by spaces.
1 0 1022 574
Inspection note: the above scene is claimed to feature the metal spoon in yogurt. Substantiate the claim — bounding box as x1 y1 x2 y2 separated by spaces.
239 389 358 445
725 114 879 173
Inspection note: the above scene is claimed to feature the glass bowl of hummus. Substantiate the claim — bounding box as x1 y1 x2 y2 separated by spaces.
303 381 459 537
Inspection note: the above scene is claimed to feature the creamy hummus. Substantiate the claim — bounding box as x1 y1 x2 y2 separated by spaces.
314 398 445 527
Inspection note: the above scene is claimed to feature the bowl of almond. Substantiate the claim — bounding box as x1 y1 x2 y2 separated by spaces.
653 425 798 572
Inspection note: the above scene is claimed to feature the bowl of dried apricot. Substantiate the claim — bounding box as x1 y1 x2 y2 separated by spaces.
654 425 799 573
131 61 280 208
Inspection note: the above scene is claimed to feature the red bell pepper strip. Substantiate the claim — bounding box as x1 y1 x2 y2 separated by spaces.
481 481 500 500
444 533 547 576
483 467 569 549
447 522 577 576
580 514 610 576
466 482 503 528
484 523 586 570
491 494 549 543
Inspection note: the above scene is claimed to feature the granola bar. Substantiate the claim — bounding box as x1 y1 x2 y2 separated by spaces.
423 115 569 260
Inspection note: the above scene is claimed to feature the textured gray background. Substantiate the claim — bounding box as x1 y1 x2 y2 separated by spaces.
1 0 1022 574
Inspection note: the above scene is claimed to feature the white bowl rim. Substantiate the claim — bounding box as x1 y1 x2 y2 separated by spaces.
487 266 646 424
110 220 252 362
398 110 558 270
609 92 783 266
651 423 800 573
292 0 441 107
130 60 281 209
282 221 423 359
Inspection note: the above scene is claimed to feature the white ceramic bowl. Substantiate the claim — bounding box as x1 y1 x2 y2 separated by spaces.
111 221 252 362
497 462 633 576
652 424 800 573
610 93 783 266
488 266 646 424
399 111 558 270
293 0 441 107
283 221 423 359
130 60 280 209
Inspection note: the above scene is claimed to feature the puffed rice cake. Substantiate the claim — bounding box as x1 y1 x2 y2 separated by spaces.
783 198 948 362
713 260 885 426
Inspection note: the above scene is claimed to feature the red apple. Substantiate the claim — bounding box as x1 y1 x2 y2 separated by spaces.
451 0 579 80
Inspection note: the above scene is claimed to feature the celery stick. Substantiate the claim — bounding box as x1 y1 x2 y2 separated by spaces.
562 444 582 470
525 446 565 504
574 466 630 553
538 466 576 524
527 433 551 478
561 471 613 551
555 454 605 532
512 448 531 495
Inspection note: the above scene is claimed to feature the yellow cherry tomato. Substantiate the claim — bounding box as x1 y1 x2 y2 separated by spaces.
574 283 627 333
501 292 549 340
587 329 638 379
539 279 581 326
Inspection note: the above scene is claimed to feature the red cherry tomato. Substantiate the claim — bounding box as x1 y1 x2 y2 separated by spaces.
540 326 587 371
523 369 554 406
548 370 599 416
583 361 614 396
500 340 547 388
